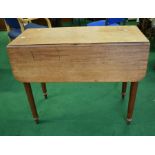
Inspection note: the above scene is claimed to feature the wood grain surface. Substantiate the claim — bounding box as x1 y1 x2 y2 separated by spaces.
7 26 150 82
7 42 149 82
8 26 148 46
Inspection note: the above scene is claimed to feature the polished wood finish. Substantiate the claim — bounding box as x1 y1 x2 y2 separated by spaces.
122 82 127 99
41 83 47 99
24 83 39 123
127 82 138 123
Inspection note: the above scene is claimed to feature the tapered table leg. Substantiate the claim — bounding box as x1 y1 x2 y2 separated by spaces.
41 83 48 99
127 82 138 124
24 83 39 124
122 82 127 99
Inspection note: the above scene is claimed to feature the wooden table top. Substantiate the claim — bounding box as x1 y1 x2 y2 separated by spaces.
7 26 150 82
8 26 149 46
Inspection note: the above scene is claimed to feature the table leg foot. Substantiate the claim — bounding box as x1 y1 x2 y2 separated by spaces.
34 118 39 124
43 93 48 99
126 118 132 125
122 93 126 99
122 82 127 99
41 83 48 99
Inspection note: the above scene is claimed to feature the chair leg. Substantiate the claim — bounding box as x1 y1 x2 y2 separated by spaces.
41 83 48 99
24 83 39 124
122 82 127 99
127 82 138 124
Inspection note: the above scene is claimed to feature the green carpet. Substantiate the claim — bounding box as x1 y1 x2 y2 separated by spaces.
0 29 155 136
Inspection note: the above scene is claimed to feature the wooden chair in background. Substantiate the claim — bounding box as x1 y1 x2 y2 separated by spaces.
4 18 52 40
